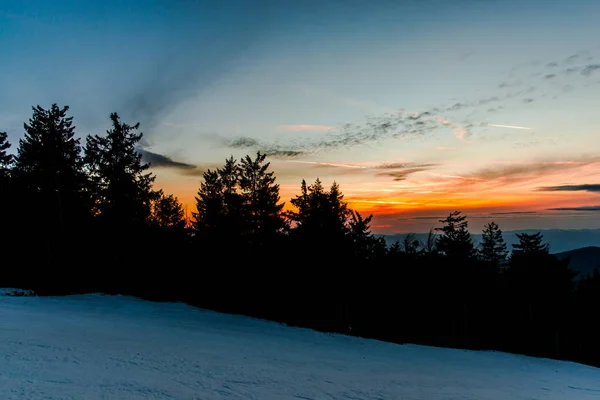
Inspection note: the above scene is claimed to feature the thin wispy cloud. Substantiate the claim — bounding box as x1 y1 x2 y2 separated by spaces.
285 160 366 169
138 148 196 170
216 47 598 156
277 125 336 132
488 124 533 130
537 184 600 192
548 206 600 211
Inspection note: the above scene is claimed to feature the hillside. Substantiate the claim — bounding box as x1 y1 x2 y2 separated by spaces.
555 246 600 279
1 292 599 399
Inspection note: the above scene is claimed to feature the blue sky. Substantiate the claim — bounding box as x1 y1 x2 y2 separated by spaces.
2 0 600 233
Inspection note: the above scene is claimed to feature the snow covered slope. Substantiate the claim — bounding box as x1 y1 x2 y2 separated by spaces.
1 293 599 399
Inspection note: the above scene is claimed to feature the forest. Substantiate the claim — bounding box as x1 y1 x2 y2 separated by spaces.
1 104 599 368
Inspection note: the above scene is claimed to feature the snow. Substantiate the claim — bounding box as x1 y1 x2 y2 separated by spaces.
1 293 599 399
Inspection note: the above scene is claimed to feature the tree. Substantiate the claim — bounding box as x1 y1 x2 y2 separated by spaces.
0 131 12 192
13 104 90 233
0 131 11 172
192 157 245 244
435 211 474 259
288 179 349 241
84 112 158 228
423 227 437 254
151 191 186 229
479 222 507 266
238 152 285 243
511 232 549 256
347 210 387 261
401 232 421 255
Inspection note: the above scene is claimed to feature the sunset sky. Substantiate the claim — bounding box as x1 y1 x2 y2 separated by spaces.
2 0 600 233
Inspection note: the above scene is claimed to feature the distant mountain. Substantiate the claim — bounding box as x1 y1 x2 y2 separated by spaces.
380 229 600 254
554 246 600 279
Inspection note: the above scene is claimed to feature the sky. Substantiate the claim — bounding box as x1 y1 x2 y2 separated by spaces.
2 0 600 233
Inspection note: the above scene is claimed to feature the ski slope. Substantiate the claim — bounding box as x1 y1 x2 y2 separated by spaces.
1 291 599 399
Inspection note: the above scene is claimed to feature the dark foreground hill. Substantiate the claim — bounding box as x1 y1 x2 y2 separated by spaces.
555 246 600 279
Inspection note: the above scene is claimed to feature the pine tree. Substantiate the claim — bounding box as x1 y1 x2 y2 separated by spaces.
347 210 387 261
479 221 507 265
435 211 474 259
84 112 158 228
239 152 285 243
0 131 12 193
192 169 224 234
0 132 11 171
151 191 186 229
288 178 348 239
13 104 90 233
511 232 549 256
401 232 421 255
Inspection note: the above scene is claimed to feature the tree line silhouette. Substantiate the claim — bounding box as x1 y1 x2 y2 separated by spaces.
1 104 599 368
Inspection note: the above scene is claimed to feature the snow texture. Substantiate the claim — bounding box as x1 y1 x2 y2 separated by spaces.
1 292 599 399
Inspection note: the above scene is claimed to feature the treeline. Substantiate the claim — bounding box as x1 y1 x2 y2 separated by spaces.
1 104 599 368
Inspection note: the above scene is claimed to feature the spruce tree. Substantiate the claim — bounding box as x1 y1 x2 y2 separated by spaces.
84 112 158 228
435 211 474 259
239 152 285 243
13 104 90 233
192 169 225 235
0 132 11 172
479 221 508 266
511 232 549 256
151 191 186 229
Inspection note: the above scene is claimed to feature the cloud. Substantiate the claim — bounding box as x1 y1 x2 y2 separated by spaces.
548 206 600 211
537 184 600 192
137 148 196 170
277 125 336 132
581 64 600 76
448 158 600 189
229 137 260 149
378 168 432 181
488 124 533 130
286 160 367 169
263 149 304 158
227 136 305 159
375 162 436 170
119 2 287 134
215 47 598 155
490 211 538 215
374 162 437 181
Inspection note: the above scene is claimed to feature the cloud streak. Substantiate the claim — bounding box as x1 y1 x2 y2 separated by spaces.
537 184 600 192
138 148 196 170
487 124 533 130
548 206 600 211
216 46 598 156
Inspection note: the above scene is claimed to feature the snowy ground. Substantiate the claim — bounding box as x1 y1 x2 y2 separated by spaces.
1 291 599 399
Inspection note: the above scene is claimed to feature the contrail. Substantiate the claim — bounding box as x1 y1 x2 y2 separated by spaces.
488 124 533 130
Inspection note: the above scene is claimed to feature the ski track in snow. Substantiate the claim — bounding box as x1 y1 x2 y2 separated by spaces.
1 292 599 399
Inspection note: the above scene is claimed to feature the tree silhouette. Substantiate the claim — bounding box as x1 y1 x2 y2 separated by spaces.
0 132 11 171
192 158 245 245
435 211 474 259
151 191 186 229
84 112 158 228
401 232 421 255
239 152 286 245
511 232 549 256
347 210 387 261
479 221 507 266
13 105 90 233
